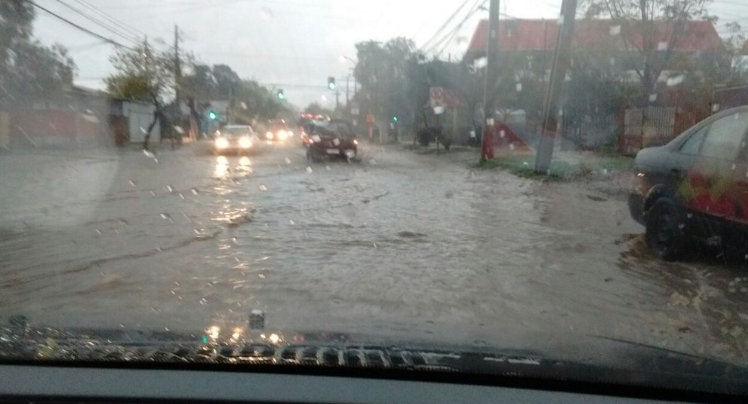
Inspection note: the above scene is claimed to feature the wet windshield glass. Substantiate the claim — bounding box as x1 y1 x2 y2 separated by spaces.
221 127 252 137
3 0 748 393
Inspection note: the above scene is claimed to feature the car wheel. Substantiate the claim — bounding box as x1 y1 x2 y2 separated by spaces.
645 199 685 261
306 148 320 163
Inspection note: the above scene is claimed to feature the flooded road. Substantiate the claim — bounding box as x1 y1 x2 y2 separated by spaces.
1 142 747 362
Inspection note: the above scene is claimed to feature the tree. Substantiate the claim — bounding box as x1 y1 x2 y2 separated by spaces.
304 102 333 116
720 22 748 85
212 64 240 99
181 63 285 126
232 78 286 123
354 38 419 127
106 40 174 148
582 0 714 104
0 1 76 108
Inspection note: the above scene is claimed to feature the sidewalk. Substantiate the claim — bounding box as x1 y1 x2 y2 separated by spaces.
479 150 634 198
400 143 635 199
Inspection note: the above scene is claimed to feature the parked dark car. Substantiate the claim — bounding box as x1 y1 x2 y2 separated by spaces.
304 119 358 162
629 106 748 261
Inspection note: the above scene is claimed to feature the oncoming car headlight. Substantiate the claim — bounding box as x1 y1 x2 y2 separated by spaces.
266 132 274 140
215 137 229 149
278 130 288 140
239 137 252 148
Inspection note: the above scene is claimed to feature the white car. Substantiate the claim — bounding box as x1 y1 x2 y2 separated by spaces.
213 125 260 154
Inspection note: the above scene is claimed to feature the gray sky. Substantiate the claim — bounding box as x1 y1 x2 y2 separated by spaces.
32 0 748 109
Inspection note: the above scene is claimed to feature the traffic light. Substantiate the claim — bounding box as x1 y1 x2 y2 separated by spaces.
277 89 285 100
209 111 217 120
327 76 336 90
392 116 398 122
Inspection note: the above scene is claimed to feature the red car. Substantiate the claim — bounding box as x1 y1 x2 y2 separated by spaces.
304 119 358 162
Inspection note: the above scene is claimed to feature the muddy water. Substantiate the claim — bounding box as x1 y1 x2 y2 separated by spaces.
1 144 747 361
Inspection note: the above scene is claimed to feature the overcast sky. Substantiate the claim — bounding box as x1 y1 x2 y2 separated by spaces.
31 0 748 109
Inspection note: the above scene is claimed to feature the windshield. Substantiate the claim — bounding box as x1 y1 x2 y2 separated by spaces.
220 126 253 137
3 0 748 394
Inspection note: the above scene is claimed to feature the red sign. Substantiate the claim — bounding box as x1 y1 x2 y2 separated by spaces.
365 114 375 124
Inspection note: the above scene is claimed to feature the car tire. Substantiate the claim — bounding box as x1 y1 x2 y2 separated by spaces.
645 199 686 261
306 148 321 163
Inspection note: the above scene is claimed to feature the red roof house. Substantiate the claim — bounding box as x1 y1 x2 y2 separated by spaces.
464 19 721 62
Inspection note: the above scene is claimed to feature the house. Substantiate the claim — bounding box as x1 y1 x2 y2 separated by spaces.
464 18 722 82
6 85 110 147
0 85 164 148
463 18 723 152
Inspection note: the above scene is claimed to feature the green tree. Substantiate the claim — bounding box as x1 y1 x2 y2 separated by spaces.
182 63 286 124
304 102 333 116
354 38 419 127
582 0 714 104
106 40 174 148
0 1 76 108
232 78 286 123
719 22 748 85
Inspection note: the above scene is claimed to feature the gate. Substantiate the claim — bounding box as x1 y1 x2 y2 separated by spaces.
622 107 675 155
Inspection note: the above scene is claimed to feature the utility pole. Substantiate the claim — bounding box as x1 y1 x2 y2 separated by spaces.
479 0 500 162
174 25 182 107
345 76 350 107
143 36 155 149
144 36 150 77
534 0 577 173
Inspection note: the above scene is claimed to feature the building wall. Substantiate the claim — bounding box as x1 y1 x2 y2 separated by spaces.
0 112 8 148
123 101 159 143
9 110 100 146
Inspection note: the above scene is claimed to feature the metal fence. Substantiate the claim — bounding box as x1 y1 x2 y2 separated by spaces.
621 107 675 155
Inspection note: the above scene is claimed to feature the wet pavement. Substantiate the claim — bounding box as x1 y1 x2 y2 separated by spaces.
1 141 747 362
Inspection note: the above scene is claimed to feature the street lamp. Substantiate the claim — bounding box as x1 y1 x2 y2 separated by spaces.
339 55 356 64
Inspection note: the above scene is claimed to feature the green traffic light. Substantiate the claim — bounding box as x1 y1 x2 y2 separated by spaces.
393 116 398 122
209 111 217 120
277 91 285 100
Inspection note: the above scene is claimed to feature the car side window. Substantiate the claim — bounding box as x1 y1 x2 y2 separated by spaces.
700 112 748 160
679 125 708 155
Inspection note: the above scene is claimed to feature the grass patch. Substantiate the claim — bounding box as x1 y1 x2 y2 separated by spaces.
474 155 566 181
473 152 633 182
414 145 475 155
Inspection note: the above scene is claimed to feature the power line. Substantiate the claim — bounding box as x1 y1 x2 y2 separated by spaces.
70 0 149 39
54 0 140 44
427 0 488 54
420 0 475 50
29 0 135 50
426 0 487 54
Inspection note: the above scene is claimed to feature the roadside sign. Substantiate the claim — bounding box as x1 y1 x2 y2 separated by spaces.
366 114 375 124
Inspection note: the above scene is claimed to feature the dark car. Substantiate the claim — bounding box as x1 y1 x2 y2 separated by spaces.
298 113 328 146
304 119 358 162
629 106 748 260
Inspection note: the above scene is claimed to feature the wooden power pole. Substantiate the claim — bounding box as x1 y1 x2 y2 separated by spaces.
174 24 182 107
480 0 500 162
